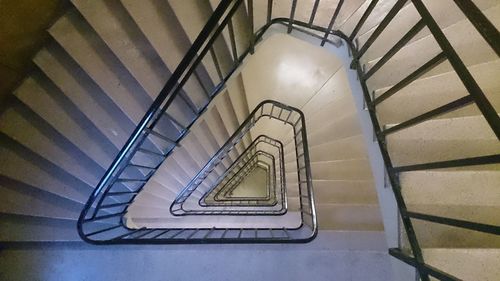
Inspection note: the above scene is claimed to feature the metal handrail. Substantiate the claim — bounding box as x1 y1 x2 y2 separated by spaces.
169 100 309 218
78 2 498 269
202 135 284 205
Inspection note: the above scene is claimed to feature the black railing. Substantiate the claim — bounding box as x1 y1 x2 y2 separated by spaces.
79 1 499 279
169 101 302 217
201 135 284 207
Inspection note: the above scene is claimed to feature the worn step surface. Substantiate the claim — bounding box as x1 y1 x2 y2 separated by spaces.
386 115 500 166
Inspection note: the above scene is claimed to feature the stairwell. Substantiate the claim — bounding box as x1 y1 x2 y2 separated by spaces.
0 0 499 280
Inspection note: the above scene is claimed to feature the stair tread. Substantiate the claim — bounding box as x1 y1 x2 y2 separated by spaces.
316 203 384 231
49 10 151 124
422 248 500 281
366 5 500 91
401 170 500 206
0 135 91 203
358 0 498 63
14 74 113 171
0 179 82 220
121 0 209 109
0 214 80 242
375 59 500 125
34 44 134 150
0 104 102 187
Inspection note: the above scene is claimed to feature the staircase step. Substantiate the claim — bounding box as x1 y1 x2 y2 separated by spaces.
298 135 367 163
316 203 384 231
358 0 498 63
14 74 115 171
34 43 134 150
401 170 500 206
72 0 168 100
405 218 500 248
120 0 209 109
208 0 252 63
339 0 402 37
126 205 302 229
312 180 378 205
0 214 81 242
366 5 500 91
305 111 363 147
190 120 232 171
375 59 500 125
202 109 239 162
168 0 232 83
49 10 151 124
0 134 91 204
422 248 500 281
407 204 500 227
288 159 373 181
0 103 102 187
0 178 82 220
137 179 177 202
386 115 500 166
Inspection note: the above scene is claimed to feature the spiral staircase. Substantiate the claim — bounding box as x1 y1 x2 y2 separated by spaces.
0 0 499 280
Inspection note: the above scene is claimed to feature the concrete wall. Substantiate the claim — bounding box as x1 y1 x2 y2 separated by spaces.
0 0 68 104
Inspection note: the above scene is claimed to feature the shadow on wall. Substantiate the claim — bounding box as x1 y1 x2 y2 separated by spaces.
0 0 69 105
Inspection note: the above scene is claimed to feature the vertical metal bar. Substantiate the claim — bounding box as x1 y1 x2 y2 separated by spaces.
372 52 447 105
308 0 321 27
452 0 500 57
227 18 239 61
267 0 273 24
248 0 255 54
288 0 298 34
351 44 430 281
320 0 344 46
349 0 380 41
354 0 408 60
194 71 212 98
389 248 465 281
412 0 500 139
209 47 224 81
363 19 426 80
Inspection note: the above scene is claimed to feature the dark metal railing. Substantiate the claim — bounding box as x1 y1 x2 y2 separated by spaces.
170 101 300 215
79 2 498 276
177 135 285 214
201 135 285 207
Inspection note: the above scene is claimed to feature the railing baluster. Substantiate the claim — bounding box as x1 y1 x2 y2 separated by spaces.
354 0 408 60
86 225 121 237
164 113 186 132
248 0 255 54
152 230 170 239
349 0 380 41
405 211 500 235
393 154 500 172
227 18 239 61
389 248 462 281
308 0 321 27
381 96 473 136
138 147 165 157
320 0 344 46
100 202 129 209
210 47 224 81
363 19 426 79
372 52 447 105
412 0 500 139
84 211 126 222
267 0 273 24
288 0 298 34
452 0 500 57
